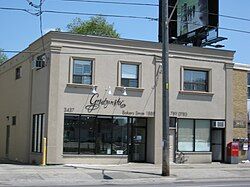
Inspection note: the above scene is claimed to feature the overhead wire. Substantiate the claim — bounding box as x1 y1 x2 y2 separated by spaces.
43 9 158 21
60 0 158 7
1 6 250 35
0 7 40 16
54 0 250 23
0 7 158 21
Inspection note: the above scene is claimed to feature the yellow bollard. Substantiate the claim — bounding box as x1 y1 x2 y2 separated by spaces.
42 137 47 166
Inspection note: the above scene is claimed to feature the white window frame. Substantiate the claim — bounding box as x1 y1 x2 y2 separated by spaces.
180 66 212 93
69 57 95 85
118 61 142 88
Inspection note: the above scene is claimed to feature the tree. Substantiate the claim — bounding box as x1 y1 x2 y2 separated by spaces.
0 49 8 64
67 16 120 38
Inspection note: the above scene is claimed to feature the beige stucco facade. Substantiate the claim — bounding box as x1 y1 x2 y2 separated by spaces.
0 32 237 165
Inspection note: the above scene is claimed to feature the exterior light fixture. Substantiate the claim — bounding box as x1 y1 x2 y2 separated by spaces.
92 85 97 94
107 86 112 95
122 87 127 96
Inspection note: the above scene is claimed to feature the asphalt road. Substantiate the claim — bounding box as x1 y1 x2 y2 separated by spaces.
4 179 250 187
60 180 250 187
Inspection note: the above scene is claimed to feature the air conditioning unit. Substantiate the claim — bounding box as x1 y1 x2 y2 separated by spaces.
212 121 226 128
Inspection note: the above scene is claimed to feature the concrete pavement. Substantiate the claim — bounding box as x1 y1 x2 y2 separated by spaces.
0 162 250 186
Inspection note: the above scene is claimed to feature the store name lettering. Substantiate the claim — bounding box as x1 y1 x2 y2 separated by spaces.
85 93 126 113
122 110 154 116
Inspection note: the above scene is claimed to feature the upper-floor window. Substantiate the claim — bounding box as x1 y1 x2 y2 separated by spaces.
184 69 208 92
73 59 92 85
121 64 139 88
247 73 250 99
15 66 22 80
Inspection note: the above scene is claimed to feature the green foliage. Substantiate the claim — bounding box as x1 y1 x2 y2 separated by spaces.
0 49 8 64
55 27 61 32
67 16 120 38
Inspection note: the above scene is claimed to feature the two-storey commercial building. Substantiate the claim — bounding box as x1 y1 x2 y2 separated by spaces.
0 32 236 164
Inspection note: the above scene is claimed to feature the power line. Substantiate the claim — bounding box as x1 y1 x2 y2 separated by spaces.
60 0 158 7
43 9 158 21
0 6 157 21
0 7 40 16
39 0 47 60
26 0 46 9
1 6 250 35
53 0 250 23
2 3 250 23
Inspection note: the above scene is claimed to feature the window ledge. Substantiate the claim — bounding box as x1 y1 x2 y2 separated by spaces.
67 83 96 89
179 90 214 96
116 86 144 92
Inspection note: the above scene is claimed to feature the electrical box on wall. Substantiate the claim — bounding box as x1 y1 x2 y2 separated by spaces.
212 121 226 128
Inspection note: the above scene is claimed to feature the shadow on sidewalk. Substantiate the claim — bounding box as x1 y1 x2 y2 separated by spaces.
65 165 163 177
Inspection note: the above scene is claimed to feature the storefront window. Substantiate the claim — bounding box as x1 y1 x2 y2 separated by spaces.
79 116 95 154
64 115 133 155
63 115 80 154
112 117 128 155
178 119 211 152
178 119 194 152
96 117 113 155
195 120 210 151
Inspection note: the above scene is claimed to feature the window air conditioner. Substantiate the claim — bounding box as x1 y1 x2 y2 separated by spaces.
212 121 225 128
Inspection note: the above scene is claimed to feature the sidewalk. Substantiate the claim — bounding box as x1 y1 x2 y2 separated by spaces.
66 162 250 181
0 162 250 186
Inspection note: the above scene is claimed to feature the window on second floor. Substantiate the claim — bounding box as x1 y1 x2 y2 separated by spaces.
15 66 22 80
73 59 92 85
121 63 139 88
183 69 209 92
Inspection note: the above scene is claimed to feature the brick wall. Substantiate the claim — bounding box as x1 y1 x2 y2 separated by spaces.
233 69 248 160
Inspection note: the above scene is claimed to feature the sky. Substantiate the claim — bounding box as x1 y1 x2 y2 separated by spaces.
0 0 250 63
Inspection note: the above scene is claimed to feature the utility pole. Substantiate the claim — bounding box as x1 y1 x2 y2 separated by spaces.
161 0 170 176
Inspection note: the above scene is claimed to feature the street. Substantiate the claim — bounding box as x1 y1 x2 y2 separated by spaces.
3 180 250 187
66 180 250 187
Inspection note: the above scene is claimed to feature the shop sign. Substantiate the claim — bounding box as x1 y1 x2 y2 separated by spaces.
233 120 246 128
85 93 126 113
122 110 155 117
